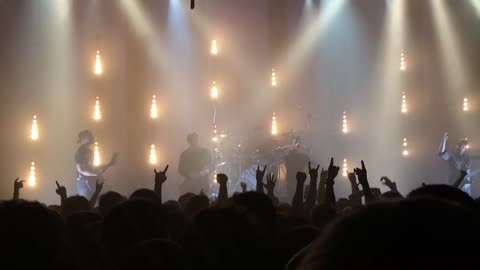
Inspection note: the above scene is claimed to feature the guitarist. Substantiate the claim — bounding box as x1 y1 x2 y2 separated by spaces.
75 130 118 199
178 133 212 194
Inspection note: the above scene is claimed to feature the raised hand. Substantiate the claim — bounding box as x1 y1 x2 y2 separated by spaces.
327 157 340 181
263 173 277 194
14 178 25 193
354 160 368 184
296 171 307 185
154 164 169 185
308 162 320 180
380 176 398 192
55 181 67 199
240 182 247 192
256 165 267 182
217 173 228 185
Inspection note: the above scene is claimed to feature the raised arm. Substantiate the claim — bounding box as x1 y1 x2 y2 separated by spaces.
325 158 340 206
55 181 67 207
292 172 307 213
305 162 319 212
256 165 267 194
438 133 449 160
317 168 327 204
154 165 169 204
217 173 229 205
263 173 278 201
13 178 25 200
355 161 375 204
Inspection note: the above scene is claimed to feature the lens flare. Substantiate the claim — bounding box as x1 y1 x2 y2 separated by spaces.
151 95 158 119
271 112 278 135
149 144 157 165
31 115 39 141
93 96 102 121
94 142 101 167
28 162 36 187
94 50 102 75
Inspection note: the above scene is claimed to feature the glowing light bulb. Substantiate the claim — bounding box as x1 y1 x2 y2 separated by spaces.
400 49 406 71
343 159 348 177
211 40 218 55
212 124 218 142
94 51 103 76
342 112 348 134
213 170 218 183
151 95 158 119
401 91 408 113
463 97 469 111
94 50 103 75
93 96 102 121
271 112 278 135
149 144 157 165
28 162 36 187
31 115 39 141
271 68 277 87
94 142 101 167
402 138 409 157
211 81 218 99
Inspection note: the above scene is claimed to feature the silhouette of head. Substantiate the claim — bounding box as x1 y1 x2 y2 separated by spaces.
103 199 168 266
130 189 162 205
187 132 199 147
184 208 258 270
62 195 91 217
78 130 94 145
122 239 187 270
0 200 65 269
299 198 480 269
99 191 126 216
408 184 477 210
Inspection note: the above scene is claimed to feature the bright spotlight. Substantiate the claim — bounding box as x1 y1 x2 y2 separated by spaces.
31 115 39 141
94 50 103 75
271 68 277 87
151 95 158 119
28 162 36 187
271 112 278 136
149 144 157 165
94 142 101 167
210 81 219 99
211 40 218 55
401 91 407 113
463 97 469 111
93 96 102 121
342 111 348 134
400 49 406 71
342 159 348 177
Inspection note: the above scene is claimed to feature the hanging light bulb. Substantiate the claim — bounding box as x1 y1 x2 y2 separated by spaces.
402 138 409 157
93 96 101 121
342 112 348 134
342 159 348 177
31 115 39 141
28 162 36 187
151 95 158 119
94 50 103 75
212 124 218 142
271 112 278 135
211 40 218 55
400 49 406 71
149 144 157 165
271 68 277 87
401 91 408 113
210 81 219 100
213 170 218 183
463 97 469 111
94 142 101 167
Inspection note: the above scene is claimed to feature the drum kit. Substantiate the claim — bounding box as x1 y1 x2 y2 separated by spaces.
209 129 311 195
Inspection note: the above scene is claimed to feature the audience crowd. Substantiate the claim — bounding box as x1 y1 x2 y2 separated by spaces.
2 158 480 270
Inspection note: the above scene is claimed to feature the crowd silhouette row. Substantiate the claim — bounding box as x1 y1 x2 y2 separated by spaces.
3 157 480 270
